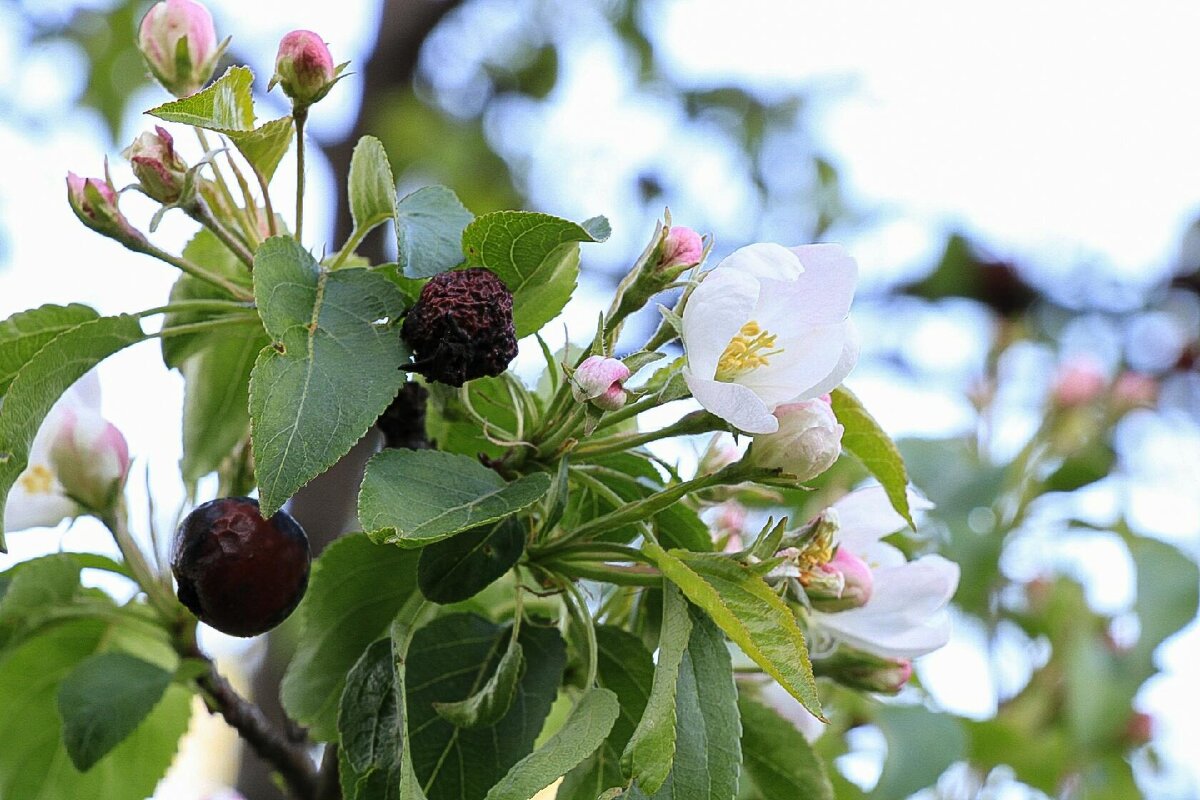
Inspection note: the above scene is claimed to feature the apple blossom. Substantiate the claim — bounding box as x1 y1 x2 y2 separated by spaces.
807 486 959 660
571 355 631 411
123 126 189 204
1051 355 1106 407
3 374 130 533
747 397 843 480
660 226 703 270
138 0 220 97
681 243 858 434
812 646 912 694
66 172 147 247
271 30 338 107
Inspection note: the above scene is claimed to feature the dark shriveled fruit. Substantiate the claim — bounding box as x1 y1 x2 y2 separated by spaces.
171 497 311 637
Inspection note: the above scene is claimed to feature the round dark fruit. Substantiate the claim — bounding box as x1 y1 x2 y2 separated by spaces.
171 496 311 637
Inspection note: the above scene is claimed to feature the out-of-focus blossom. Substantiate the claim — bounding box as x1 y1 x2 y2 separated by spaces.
1112 371 1158 410
571 356 631 411
271 30 338 107
709 500 748 552
123 126 189 204
1051 356 1107 407
4 374 130 532
681 243 858 434
138 0 220 97
747 397 842 480
808 486 959 660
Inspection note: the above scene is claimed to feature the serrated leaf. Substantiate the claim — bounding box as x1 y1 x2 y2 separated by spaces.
737 693 833 800
359 449 551 547
397 186 475 278
557 628 654 800
621 582 691 793
461 211 609 337
281 534 421 740
0 619 192 800
250 236 409 516
0 315 145 547
57 652 173 771
0 304 100 397
148 65 254 129
348 136 397 242
418 517 525 605
486 688 618 800
225 115 294 181
830 387 914 528
644 544 823 720
624 609 741 800
434 629 524 728
407 613 566 800
180 331 264 484
340 638 402 776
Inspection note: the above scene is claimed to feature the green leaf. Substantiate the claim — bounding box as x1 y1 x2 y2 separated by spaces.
348 136 398 242
486 688 618 800
462 211 610 337
225 115 295 181
737 693 833 800
148 65 254 129
180 331 264 484
871 706 965 799
57 652 172 771
281 534 421 740
0 304 100 397
340 638 402 777
397 186 475 279
1130 535 1199 663
434 628 525 728
418 517 526 605
557 628 654 800
407 613 566 800
359 449 551 547
250 236 410 515
0 619 192 800
830 387 914 528
625 609 741 800
161 228 254 368
0 554 82 648
644 544 823 720
0 315 145 548
621 582 691 793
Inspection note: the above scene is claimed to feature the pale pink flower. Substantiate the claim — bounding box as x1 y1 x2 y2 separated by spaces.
747 398 842 480
571 356 631 412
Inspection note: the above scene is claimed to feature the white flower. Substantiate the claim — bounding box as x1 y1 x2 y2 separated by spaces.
3 373 130 533
681 243 858 434
747 398 843 480
809 486 959 660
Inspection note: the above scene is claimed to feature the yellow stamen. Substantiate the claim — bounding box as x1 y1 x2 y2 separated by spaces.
715 320 783 381
19 465 55 495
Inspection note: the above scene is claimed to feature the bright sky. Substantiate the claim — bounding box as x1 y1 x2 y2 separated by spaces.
2 0 1199 796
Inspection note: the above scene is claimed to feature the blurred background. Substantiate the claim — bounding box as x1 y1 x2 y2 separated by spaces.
1 0 1199 798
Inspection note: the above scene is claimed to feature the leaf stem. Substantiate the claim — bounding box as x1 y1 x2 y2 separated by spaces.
135 299 255 318
294 107 308 244
134 241 255 301
544 558 663 587
571 410 723 460
98 502 175 621
187 198 256 269
152 315 262 339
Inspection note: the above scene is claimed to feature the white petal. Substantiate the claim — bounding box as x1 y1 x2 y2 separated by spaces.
833 485 934 549
739 322 848 407
684 370 779 433
796 318 860 400
787 244 859 326
2 480 78 532
717 242 803 281
814 608 954 660
681 268 758 380
852 540 907 570
862 555 959 618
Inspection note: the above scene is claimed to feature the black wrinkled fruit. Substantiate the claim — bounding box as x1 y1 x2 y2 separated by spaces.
171 497 311 637
401 268 518 387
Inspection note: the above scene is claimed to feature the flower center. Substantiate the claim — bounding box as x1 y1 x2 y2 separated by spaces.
715 321 783 381
19 465 55 495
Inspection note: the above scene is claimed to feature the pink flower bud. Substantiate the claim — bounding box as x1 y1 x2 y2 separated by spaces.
571 356 631 411
698 434 740 476
272 30 337 107
808 548 874 611
813 647 913 694
1112 371 1157 410
1051 356 1107 408
123 126 189 204
660 226 703 270
47 404 131 514
138 0 219 97
710 500 748 552
66 172 147 246
748 399 843 480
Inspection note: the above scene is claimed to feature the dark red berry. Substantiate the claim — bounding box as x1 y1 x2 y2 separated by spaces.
171 497 311 638
401 268 518 387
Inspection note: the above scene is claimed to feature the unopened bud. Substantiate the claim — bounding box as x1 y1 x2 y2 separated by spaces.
660 226 703 271
571 356 631 412
1052 356 1107 408
47 406 131 514
1112 371 1157 410
271 30 338 107
807 548 873 611
813 647 912 694
748 398 842 480
138 0 220 97
123 126 189 204
66 172 147 246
